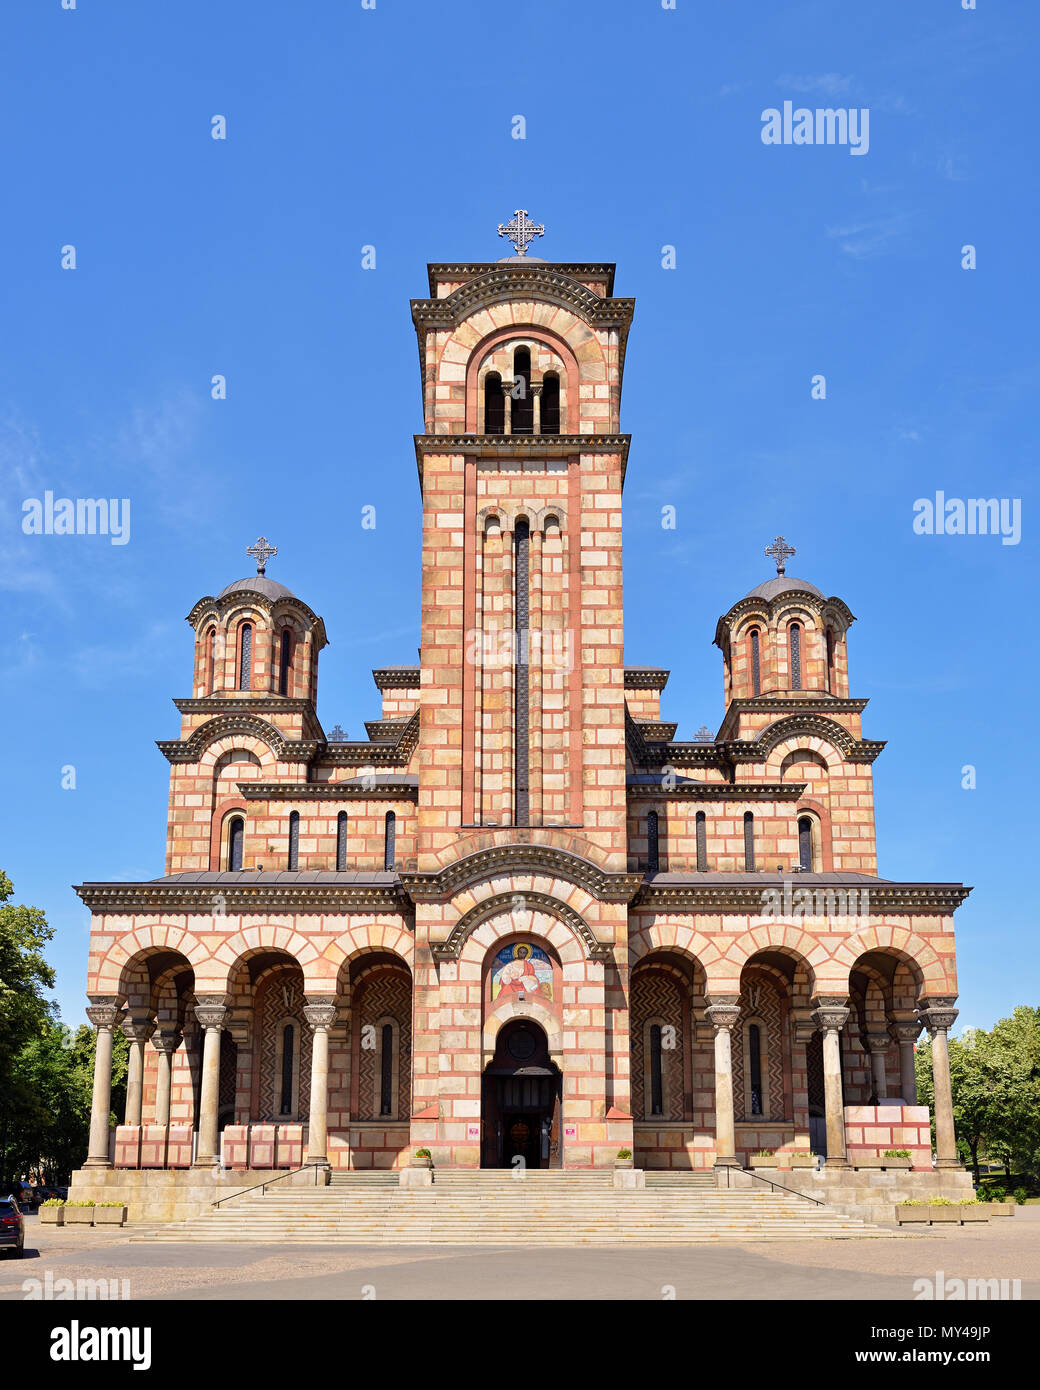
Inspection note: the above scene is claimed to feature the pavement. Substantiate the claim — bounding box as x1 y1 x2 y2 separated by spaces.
2 1211 1038 1300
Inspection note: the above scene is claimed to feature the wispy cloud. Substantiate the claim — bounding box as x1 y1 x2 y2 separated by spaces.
825 211 915 260
777 73 853 97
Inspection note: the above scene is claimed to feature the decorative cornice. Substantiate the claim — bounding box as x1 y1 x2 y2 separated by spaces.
372 668 421 690
623 668 670 691
714 591 856 644
185 591 327 644
412 266 632 334
412 434 632 486
742 713 884 764
429 891 612 963
157 714 321 765
365 719 410 741
236 780 418 802
627 781 807 802
634 721 678 742
73 877 408 913
632 877 971 913
425 263 617 297
173 697 315 717
321 711 419 766
399 844 643 904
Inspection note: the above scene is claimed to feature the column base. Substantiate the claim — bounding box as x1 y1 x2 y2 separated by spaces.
82 1158 113 1170
824 1158 850 1169
713 1157 740 1168
935 1159 964 1170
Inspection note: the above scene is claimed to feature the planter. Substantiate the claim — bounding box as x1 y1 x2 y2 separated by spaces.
613 1159 634 1169
895 1207 932 1223
985 1203 1016 1217
880 1157 913 1170
63 1206 95 1225
896 1206 990 1225
409 1156 433 1170
785 1155 817 1169
750 1156 779 1169
855 1155 913 1170
39 1206 64 1226
93 1206 127 1226
959 1207 990 1222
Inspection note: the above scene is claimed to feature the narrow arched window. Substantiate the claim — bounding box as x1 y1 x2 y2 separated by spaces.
749 1024 763 1115
511 347 533 434
228 816 244 871
238 623 252 690
789 622 802 690
647 810 659 873
649 1024 664 1116
287 811 300 871
696 811 708 872
798 815 813 872
743 811 755 871
540 371 560 434
825 627 836 693
205 627 216 694
514 519 530 826
336 811 347 872
278 628 292 696
280 1024 294 1115
384 811 396 870
484 371 504 434
749 628 761 696
379 1023 394 1116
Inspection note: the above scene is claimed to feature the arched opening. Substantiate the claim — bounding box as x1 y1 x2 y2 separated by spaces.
336 811 348 871
540 370 560 433
695 810 708 872
484 370 504 434
749 627 762 696
238 622 252 691
349 954 412 1127
510 346 533 434
788 621 802 691
798 815 814 871
383 811 396 870
278 628 292 696
204 626 217 694
481 1018 561 1169
743 811 755 871
287 810 300 871
646 809 659 873
227 815 245 871
825 627 836 693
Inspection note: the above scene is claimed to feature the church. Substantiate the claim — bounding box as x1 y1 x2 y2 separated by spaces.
71 217 973 1215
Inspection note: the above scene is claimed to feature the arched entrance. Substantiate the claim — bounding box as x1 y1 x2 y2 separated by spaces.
481 1019 562 1169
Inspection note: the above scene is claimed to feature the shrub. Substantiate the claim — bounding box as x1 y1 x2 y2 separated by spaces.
414 1148 431 1160
1013 1187 1028 1205
616 1149 632 1160
64 1200 95 1207
96 1201 126 1208
983 1186 1007 1203
756 1149 775 1158
884 1149 911 1158
40 1198 65 1208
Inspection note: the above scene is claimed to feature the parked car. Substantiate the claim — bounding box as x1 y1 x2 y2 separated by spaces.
0 1199 25 1258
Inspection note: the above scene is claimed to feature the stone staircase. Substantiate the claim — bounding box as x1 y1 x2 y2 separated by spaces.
129 1170 902 1245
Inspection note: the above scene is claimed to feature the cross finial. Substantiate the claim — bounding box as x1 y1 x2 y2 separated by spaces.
497 209 545 257
764 535 796 578
246 536 277 576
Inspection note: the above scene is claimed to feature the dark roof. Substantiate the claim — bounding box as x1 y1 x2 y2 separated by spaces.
743 576 824 601
218 576 297 601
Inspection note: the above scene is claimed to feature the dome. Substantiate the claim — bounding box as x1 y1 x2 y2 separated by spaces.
217 575 297 602
742 575 824 602
496 254 547 263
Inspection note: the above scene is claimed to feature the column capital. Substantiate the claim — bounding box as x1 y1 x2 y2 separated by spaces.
152 1027 183 1055
891 1022 922 1044
303 999 338 1030
812 1002 850 1032
866 1032 892 1053
705 1000 740 1031
194 996 229 1031
121 1016 156 1045
85 998 122 1030
918 1004 958 1035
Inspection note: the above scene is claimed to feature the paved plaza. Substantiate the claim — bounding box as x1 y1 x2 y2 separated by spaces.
3 1212 1038 1302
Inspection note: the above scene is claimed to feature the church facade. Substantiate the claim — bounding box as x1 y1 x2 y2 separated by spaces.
74 225 971 1194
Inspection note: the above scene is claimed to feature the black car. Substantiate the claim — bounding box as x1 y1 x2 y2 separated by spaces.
0 1199 25 1258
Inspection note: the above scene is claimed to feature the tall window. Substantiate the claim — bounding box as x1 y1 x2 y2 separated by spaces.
484 371 504 434
511 347 533 433
695 811 708 872
288 811 300 870
540 371 560 433
383 811 396 870
743 811 755 871
379 1023 394 1116
228 816 244 871
280 1024 294 1115
649 1024 664 1116
278 628 292 696
647 810 659 873
336 811 348 871
748 1024 763 1115
205 627 216 694
238 623 252 690
798 815 813 872
749 628 761 696
514 519 530 824
789 622 802 690
825 627 836 693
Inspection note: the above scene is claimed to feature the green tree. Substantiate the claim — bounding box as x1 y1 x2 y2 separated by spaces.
0 871 56 1070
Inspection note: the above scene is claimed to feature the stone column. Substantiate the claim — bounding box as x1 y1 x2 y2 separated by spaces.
303 1000 338 1167
152 1029 181 1125
892 1023 920 1104
919 1001 960 1168
531 382 542 435
866 1033 889 1102
122 1016 155 1126
812 1003 850 1168
193 998 228 1168
705 1001 740 1167
84 1001 122 1168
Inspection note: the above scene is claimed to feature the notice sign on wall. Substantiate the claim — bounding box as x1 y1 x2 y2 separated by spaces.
564 1126 576 1139
466 1124 480 1141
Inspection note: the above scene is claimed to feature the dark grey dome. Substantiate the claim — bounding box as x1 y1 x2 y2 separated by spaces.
218 576 296 601
743 576 824 602
496 254 547 263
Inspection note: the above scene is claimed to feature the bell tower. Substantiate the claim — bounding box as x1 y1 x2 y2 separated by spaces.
410 214 635 871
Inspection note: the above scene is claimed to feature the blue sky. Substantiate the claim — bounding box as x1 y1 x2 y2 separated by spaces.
1 0 1036 1032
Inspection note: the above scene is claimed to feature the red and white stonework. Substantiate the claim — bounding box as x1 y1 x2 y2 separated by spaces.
72 241 971 1204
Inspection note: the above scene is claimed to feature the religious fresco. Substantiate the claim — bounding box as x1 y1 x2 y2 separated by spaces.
490 942 554 1002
